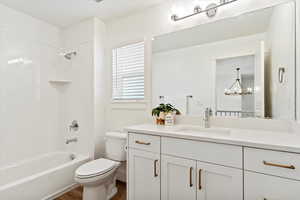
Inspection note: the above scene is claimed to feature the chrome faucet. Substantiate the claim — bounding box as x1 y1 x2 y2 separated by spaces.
204 107 213 128
66 138 78 144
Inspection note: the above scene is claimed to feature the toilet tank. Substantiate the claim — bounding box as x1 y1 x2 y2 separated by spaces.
105 132 127 161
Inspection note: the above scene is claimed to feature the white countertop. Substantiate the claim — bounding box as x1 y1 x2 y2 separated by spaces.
125 124 300 153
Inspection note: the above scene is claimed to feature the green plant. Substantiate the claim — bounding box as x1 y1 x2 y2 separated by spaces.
151 103 181 117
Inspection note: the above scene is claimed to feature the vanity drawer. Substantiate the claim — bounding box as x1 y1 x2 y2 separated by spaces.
244 171 300 200
244 147 300 180
161 137 242 168
128 133 160 153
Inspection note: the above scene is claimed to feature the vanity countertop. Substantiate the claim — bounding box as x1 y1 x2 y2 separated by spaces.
125 124 300 153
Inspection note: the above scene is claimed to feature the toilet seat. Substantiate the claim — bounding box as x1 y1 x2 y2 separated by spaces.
75 158 118 179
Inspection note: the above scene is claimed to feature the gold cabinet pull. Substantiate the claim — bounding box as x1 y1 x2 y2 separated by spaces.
198 169 202 190
189 167 193 187
154 160 159 177
263 160 295 170
135 140 151 145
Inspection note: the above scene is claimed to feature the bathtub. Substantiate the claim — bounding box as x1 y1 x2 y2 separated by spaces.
0 152 89 200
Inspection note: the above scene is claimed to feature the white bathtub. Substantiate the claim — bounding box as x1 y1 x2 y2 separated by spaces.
0 152 89 200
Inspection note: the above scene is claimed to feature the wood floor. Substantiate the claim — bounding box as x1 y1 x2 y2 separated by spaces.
55 181 126 200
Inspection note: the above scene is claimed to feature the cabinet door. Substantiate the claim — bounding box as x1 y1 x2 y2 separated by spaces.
161 155 197 200
197 161 243 200
245 171 300 200
128 149 160 200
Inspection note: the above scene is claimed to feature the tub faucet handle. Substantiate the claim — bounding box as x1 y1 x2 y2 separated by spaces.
69 120 79 132
66 137 78 144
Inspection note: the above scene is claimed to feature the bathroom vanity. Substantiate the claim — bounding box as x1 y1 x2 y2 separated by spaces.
126 124 300 200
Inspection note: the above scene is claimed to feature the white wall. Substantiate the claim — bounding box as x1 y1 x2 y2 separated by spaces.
60 19 95 159
0 4 62 166
60 18 107 159
105 0 293 132
94 19 108 158
0 3 108 165
297 1 300 121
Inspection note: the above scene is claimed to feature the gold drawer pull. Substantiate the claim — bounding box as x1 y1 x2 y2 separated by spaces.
263 160 295 170
135 140 151 145
198 169 202 190
189 167 193 187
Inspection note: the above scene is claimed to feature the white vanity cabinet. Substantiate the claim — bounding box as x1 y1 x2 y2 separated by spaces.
160 137 243 200
127 132 300 200
161 155 197 200
128 134 161 200
128 149 160 200
244 171 300 200
244 147 300 199
128 133 243 200
160 156 243 200
196 161 243 200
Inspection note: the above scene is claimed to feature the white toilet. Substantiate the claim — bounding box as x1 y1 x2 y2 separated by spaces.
75 132 127 200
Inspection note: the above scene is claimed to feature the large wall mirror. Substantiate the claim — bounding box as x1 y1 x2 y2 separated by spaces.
152 1 296 120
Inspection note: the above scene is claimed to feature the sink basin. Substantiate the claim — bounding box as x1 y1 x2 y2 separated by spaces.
174 126 231 136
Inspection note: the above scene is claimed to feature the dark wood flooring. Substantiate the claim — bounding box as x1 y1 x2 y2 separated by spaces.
55 181 126 200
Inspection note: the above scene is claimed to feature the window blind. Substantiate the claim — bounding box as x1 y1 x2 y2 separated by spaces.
112 41 145 100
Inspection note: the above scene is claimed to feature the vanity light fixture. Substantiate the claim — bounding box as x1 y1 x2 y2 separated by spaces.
171 0 238 21
224 68 253 96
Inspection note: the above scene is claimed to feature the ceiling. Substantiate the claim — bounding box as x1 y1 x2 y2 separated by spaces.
0 0 165 27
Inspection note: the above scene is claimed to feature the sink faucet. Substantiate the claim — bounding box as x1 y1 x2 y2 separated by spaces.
66 138 78 144
204 107 213 128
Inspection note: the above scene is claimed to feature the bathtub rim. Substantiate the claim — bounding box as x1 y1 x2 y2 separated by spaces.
0 152 90 191
0 151 77 171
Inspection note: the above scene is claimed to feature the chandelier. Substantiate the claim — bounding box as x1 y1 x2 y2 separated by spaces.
224 68 253 96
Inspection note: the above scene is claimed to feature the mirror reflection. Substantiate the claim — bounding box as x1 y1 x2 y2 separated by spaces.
152 1 296 120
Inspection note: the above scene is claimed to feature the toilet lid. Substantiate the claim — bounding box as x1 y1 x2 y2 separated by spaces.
75 159 117 178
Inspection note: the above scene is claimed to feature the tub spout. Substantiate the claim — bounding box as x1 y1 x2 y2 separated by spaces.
66 138 78 144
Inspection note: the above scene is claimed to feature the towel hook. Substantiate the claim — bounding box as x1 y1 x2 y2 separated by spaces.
278 67 285 84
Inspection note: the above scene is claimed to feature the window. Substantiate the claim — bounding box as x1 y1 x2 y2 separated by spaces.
112 41 145 100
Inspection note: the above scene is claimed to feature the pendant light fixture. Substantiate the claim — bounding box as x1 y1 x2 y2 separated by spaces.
224 68 253 96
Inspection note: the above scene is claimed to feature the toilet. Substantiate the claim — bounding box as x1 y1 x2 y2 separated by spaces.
75 132 127 200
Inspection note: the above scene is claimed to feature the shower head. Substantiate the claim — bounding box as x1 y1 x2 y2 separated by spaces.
61 51 77 60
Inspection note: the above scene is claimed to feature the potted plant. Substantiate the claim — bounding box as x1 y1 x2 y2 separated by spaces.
152 103 180 125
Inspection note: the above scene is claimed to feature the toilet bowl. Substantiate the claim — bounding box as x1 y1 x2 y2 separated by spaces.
75 132 127 200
